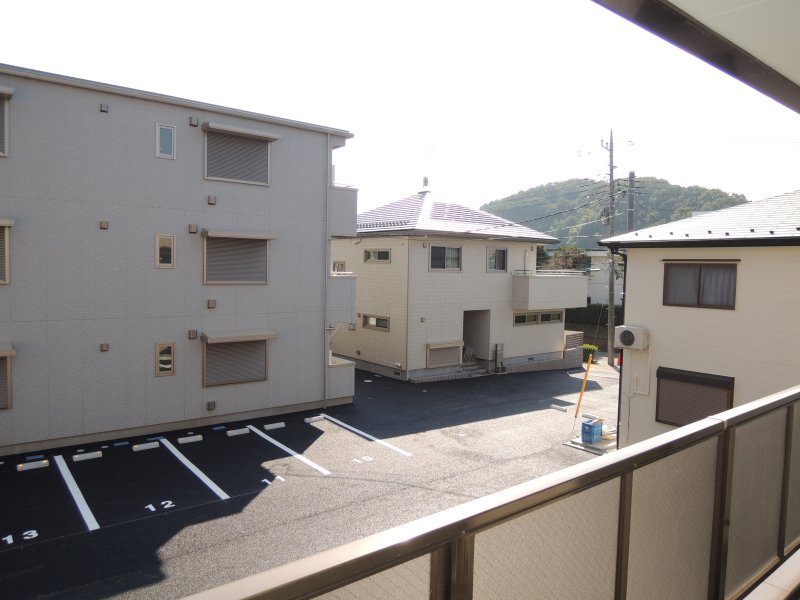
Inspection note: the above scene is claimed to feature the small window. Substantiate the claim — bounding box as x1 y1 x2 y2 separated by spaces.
362 314 390 331
364 249 390 263
155 343 175 376
663 263 736 309
487 248 507 272
0 224 11 284
431 245 462 270
0 100 7 157
156 124 175 159
656 367 734 426
514 312 538 326
155 234 175 268
0 343 15 409
202 230 272 284
540 312 562 323
332 261 346 272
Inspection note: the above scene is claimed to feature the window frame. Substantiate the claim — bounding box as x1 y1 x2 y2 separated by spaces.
656 366 734 427
663 262 737 310
202 229 274 285
0 86 11 158
430 245 462 271
487 247 508 272
0 223 11 284
155 234 176 269
0 342 14 409
362 314 390 332
513 310 563 326
154 342 176 377
156 123 176 159
364 249 391 263
332 261 346 272
201 329 277 387
203 122 280 186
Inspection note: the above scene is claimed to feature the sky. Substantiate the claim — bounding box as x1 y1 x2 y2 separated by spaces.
5 0 800 213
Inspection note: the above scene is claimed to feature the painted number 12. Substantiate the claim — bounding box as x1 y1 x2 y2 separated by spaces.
145 500 175 512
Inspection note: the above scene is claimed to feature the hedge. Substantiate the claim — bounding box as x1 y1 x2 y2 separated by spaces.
565 304 624 325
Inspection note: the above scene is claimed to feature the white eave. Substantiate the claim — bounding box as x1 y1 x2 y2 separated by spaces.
201 330 278 344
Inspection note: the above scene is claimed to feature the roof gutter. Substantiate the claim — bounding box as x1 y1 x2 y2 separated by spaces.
600 237 800 250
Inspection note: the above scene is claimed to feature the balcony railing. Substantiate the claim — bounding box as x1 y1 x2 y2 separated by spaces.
512 268 588 311
188 383 800 600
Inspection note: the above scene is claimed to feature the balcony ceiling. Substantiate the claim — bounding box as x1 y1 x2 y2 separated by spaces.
592 0 800 114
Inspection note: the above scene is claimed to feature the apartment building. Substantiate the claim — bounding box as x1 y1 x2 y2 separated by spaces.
0 64 357 455
331 193 588 381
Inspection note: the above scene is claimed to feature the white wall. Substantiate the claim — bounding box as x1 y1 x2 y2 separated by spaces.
0 71 351 451
619 246 800 446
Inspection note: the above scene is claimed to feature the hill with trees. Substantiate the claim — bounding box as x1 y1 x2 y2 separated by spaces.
480 177 747 249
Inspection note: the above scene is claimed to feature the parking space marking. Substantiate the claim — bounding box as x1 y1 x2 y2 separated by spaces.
53 455 100 532
246 425 331 475
321 414 412 457
160 439 230 500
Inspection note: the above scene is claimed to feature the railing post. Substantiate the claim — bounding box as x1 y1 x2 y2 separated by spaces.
708 428 735 599
430 536 474 600
778 403 795 558
615 472 633 600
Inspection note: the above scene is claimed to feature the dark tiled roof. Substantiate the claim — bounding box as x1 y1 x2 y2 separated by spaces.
357 193 559 243
601 190 800 247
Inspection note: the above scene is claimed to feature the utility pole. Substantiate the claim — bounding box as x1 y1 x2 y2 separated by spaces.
628 170 635 232
602 131 616 366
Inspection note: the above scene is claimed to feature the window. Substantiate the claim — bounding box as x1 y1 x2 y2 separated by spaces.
202 230 274 284
332 261 346 272
364 249 390 263
201 330 277 387
514 312 538 325
155 343 175 376
155 234 175 268
513 311 562 325
487 248 507 272
0 343 15 409
204 122 280 185
362 314 390 331
0 222 11 284
0 86 11 157
656 367 734 427
430 245 462 270
663 262 736 309
156 124 175 159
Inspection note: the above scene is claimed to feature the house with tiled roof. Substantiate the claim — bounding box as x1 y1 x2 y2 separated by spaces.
331 192 589 382
601 191 800 446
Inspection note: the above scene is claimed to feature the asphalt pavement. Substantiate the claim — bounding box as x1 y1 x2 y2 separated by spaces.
0 362 618 599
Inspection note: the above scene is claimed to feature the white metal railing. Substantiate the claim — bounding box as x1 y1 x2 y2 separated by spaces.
513 269 587 277
187 385 800 600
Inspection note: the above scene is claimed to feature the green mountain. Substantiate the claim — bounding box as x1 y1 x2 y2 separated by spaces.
480 178 748 249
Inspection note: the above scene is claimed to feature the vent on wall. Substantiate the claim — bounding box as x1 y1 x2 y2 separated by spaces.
427 341 463 368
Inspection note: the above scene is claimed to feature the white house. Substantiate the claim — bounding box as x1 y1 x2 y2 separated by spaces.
586 250 624 305
601 191 800 446
331 192 588 382
0 64 357 455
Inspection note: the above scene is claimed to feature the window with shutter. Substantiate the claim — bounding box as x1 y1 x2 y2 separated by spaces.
206 131 269 185
204 340 267 387
656 367 734 426
0 89 10 157
203 231 272 284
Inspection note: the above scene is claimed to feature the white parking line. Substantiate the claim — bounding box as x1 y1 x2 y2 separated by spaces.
321 414 412 457
246 425 331 476
54 455 100 532
160 439 230 500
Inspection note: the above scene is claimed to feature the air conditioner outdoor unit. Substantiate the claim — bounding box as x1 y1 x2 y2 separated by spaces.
614 325 649 350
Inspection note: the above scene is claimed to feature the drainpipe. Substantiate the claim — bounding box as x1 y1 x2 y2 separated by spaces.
614 247 627 449
323 134 331 408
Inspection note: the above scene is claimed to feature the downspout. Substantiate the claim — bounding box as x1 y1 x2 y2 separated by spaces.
404 236 411 381
613 246 627 449
323 134 331 408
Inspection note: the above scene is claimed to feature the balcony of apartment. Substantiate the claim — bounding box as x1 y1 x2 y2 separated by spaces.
326 270 356 326
511 269 588 311
191 384 800 600
328 184 358 238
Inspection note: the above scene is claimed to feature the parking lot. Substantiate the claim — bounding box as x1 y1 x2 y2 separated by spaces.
0 364 618 599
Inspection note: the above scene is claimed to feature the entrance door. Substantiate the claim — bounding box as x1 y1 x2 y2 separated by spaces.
463 310 490 362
